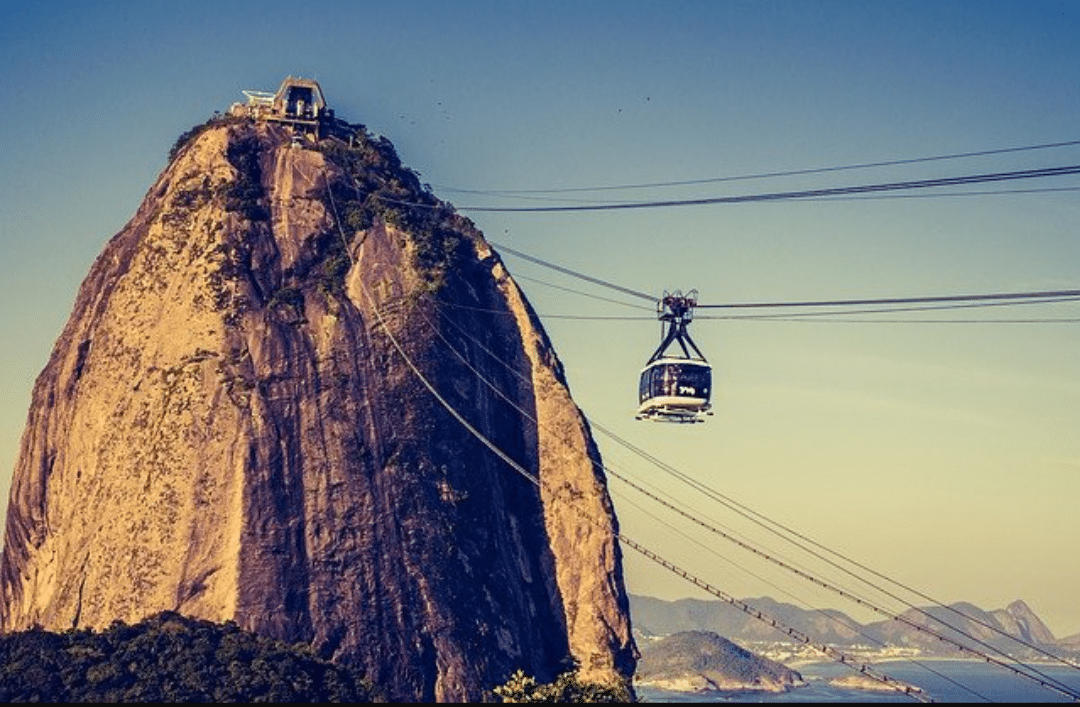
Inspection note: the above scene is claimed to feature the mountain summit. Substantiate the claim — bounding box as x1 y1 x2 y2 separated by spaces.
0 79 636 701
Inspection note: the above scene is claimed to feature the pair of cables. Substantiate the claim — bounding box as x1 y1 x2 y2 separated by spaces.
493 242 1080 324
324 150 1080 701
418 293 1080 702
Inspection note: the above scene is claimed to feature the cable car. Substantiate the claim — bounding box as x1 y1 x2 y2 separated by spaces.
637 290 713 423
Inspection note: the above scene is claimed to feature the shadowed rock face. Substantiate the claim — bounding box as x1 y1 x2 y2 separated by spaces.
0 119 636 701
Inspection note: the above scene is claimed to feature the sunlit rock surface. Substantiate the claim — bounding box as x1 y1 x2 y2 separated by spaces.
0 117 636 701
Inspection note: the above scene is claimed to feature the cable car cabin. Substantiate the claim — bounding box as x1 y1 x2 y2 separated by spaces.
636 289 713 423
637 358 713 423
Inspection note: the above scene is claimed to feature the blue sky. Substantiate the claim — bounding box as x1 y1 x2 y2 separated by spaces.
1 0 1079 640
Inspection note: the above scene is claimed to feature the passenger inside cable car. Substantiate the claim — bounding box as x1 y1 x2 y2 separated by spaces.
637 358 712 422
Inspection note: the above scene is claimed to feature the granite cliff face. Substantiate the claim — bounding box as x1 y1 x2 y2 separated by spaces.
0 114 636 701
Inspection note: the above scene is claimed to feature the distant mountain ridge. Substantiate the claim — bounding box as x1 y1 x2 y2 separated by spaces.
629 595 1077 660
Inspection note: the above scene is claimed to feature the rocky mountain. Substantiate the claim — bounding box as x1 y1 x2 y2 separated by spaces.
630 594 864 645
635 630 803 693
630 594 1070 660
868 599 1060 657
0 84 636 702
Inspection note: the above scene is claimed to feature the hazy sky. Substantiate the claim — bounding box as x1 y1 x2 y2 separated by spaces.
1 1 1078 641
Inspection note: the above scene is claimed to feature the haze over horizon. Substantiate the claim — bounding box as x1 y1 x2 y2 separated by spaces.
1 1 1078 639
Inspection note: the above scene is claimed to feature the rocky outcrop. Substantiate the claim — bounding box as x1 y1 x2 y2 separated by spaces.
871 600 1060 658
0 115 635 701
993 600 1057 646
634 630 803 693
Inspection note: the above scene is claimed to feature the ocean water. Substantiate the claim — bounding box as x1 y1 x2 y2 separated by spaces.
635 659 1080 703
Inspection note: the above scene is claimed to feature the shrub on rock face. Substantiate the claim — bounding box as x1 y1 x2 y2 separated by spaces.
494 668 633 703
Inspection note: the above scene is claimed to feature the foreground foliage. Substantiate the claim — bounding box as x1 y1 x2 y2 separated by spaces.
0 611 378 702
494 668 634 703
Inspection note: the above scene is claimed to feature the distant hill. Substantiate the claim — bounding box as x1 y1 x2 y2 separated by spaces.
629 595 1073 660
635 630 804 693
629 595 863 644
1061 633 1080 650
867 599 1060 657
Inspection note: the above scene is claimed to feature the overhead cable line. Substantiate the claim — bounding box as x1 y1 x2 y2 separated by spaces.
698 290 1080 310
603 486 991 701
586 415 1080 677
426 295 1080 680
469 247 1080 670
432 297 1080 324
448 164 1080 212
699 295 1080 317
594 442 1080 697
412 302 930 701
514 273 654 311
328 176 1077 699
326 173 927 699
422 297 1080 700
735 315 1080 324
337 272 928 698
493 240 1080 312
481 247 1080 671
433 138 1080 194
493 242 656 301
788 186 1080 202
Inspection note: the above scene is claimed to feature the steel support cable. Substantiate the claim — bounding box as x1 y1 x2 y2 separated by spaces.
740 316 1080 324
451 164 1080 212
514 273 655 310
787 186 1080 202
491 242 656 302
422 297 1079 699
492 240 1080 674
409 303 932 702
586 418 1080 675
424 293 1080 694
382 186 1080 214
604 488 992 702
427 297 1080 323
419 302 989 703
352 297 927 702
323 176 921 698
698 290 1080 310
697 296 1080 319
431 295 1080 322
432 138 1080 195
326 177 1073 700
420 256 1080 674
619 539 932 702
493 240 1080 312
601 463 1080 700
601 483 993 700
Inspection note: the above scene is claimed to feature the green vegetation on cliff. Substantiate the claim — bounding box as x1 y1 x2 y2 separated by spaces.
0 612 378 702
317 122 481 293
